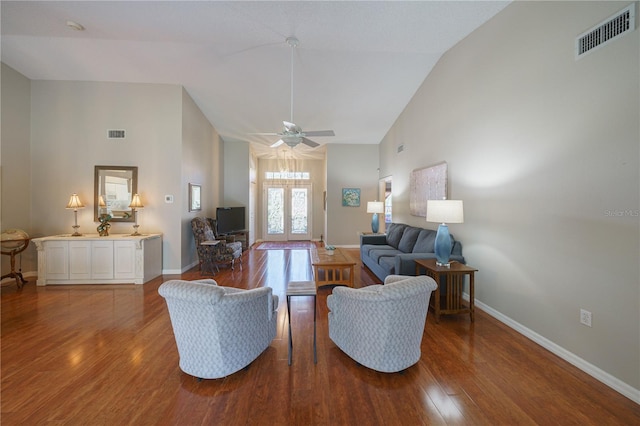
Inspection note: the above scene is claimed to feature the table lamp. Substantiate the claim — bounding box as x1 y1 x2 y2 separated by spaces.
66 193 85 236
366 201 385 234
426 199 464 267
128 193 144 236
98 195 107 215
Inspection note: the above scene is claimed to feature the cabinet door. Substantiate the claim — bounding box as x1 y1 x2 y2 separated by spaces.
44 241 69 279
114 241 136 279
91 241 114 279
69 241 91 280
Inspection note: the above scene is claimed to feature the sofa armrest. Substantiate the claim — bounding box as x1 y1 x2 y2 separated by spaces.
396 253 436 275
360 234 387 246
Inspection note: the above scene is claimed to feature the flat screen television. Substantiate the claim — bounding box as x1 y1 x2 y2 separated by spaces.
216 207 246 235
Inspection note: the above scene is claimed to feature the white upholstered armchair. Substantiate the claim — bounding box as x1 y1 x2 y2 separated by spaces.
158 279 278 379
327 274 437 373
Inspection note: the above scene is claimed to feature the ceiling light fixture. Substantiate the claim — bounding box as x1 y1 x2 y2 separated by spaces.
66 20 85 31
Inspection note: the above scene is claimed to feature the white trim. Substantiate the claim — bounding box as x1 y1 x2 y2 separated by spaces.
464 293 640 404
164 266 191 275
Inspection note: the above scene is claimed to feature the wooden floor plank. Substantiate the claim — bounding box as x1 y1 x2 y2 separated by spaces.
2 245 639 425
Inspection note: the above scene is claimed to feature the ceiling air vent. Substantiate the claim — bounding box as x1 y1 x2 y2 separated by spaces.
576 3 635 59
108 129 126 139
397 144 405 154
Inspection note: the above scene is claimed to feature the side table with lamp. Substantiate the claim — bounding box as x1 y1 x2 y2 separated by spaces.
366 201 385 234
422 199 478 322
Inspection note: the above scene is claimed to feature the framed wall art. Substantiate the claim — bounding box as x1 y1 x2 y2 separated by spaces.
342 188 361 207
410 162 447 217
189 183 202 212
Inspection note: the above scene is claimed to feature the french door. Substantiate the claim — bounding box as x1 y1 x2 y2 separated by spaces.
264 183 312 241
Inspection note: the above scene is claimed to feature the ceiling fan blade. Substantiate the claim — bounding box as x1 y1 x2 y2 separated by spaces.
301 137 320 148
249 132 281 136
303 130 335 137
270 139 285 148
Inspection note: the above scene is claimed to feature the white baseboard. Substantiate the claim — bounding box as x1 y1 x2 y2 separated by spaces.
466 294 640 404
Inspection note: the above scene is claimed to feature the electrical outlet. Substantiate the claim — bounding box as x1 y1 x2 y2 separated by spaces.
580 309 592 327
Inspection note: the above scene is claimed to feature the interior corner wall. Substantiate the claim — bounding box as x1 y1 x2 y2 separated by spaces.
223 140 250 211
326 144 380 246
1 63 35 276
29 80 184 272
379 1 639 394
181 88 220 272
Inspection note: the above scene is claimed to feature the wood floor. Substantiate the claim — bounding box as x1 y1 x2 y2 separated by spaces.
2 245 639 425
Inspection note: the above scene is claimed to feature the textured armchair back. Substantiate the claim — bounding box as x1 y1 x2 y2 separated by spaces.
327 275 437 372
159 279 278 379
191 217 215 244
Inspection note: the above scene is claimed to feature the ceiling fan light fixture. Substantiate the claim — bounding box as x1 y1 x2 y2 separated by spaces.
283 136 302 147
253 35 334 150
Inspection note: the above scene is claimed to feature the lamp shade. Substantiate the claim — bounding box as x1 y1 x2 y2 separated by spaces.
426 200 463 224
129 193 144 209
366 201 384 214
66 193 85 210
98 195 107 207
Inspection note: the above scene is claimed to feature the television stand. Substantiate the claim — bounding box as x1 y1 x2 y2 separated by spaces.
219 230 249 251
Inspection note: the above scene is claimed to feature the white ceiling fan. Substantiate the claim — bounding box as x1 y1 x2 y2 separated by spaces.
251 37 335 149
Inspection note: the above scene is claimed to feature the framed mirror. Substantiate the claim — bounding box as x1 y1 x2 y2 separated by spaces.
94 166 138 222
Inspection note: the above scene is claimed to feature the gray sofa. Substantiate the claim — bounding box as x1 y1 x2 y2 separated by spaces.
360 223 464 281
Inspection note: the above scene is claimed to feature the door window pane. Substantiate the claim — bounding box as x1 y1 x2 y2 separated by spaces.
267 188 284 235
290 188 308 234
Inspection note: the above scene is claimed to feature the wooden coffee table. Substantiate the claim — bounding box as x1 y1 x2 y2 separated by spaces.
310 246 355 288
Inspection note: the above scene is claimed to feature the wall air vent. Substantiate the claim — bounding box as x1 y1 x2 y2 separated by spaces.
108 129 126 139
576 3 635 59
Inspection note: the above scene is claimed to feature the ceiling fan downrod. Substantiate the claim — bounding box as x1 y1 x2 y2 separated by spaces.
286 37 298 125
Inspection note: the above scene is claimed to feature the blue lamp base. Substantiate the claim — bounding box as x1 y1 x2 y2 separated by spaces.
434 223 452 267
371 213 379 234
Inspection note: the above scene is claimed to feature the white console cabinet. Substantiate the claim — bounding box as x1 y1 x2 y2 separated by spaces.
33 234 162 285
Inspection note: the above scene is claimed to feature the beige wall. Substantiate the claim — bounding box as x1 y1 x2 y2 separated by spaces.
1 63 34 275
380 1 639 396
2 76 218 274
181 88 221 270
256 157 326 241
326 144 380 246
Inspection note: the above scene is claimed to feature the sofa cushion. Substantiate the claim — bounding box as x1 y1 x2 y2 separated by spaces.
361 244 396 257
398 226 421 253
370 249 402 264
385 223 407 249
412 229 437 253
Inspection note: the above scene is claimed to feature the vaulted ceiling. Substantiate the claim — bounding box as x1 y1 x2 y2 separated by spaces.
1 1 510 159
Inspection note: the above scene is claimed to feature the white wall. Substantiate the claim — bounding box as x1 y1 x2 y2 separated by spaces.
326 144 380 246
380 1 639 397
1 63 34 275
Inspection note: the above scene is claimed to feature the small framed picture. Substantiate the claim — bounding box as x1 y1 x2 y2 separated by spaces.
342 188 361 207
189 183 201 212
